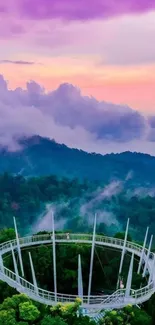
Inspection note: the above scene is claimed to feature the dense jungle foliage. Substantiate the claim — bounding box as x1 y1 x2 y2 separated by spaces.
0 172 155 241
0 293 153 325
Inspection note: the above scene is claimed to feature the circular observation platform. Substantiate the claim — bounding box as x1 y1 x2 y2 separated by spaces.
0 232 155 315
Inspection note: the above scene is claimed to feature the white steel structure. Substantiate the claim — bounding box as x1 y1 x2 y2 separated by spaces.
0 217 155 316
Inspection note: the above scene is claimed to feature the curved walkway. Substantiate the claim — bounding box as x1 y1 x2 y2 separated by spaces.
0 233 155 313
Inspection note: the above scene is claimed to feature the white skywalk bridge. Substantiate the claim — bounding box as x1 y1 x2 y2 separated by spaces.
0 216 155 317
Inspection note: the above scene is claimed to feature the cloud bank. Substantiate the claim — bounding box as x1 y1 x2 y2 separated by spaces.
0 60 35 65
0 74 155 155
1 0 155 21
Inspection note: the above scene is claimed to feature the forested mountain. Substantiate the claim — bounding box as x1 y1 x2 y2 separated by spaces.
0 135 155 185
1 138 155 324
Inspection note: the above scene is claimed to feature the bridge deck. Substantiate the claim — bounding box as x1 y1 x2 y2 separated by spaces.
0 233 154 313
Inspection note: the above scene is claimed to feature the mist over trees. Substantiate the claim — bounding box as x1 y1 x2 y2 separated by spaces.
0 172 155 241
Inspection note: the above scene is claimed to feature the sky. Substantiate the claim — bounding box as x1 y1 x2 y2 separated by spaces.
0 0 155 155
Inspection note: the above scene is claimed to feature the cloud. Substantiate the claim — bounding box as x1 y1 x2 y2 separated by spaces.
33 12 155 67
97 12 155 66
79 179 126 234
1 7 155 68
127 187 155 198
0 20 25 39
4 0 155 21
0 75 98 152
33 204 67 233
0 73 155 155
80 180 123 216
26 82 146 142
0 60 35 65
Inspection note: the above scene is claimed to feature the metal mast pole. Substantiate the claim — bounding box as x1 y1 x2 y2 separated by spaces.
137 227 149 274
11 243 20 283
13 217 24 277
0 254 4 273
52 211 57 302
78 254 83 301
117 218 129 289
125 253 134 298
148 255 155 285
88 213 97 304
28 252 38 294
143 235 153 278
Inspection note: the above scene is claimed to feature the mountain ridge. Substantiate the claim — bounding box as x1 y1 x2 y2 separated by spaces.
0 135 155 184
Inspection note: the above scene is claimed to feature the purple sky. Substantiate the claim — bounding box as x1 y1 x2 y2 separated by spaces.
1 0 155 20
0 0 155 155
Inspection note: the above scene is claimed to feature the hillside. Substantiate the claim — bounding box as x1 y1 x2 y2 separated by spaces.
1 136 155 241
0 135 155 185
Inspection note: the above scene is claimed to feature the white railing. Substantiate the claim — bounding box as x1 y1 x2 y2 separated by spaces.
0 234 155 311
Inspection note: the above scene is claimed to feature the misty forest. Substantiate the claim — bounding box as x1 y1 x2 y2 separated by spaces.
1 138 155 324
0 167 155 241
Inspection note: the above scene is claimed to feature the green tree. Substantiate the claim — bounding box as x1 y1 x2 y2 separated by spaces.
0 280 17 303
50 298 82 325
73 316 96 325
0 294 30 311
114 232 132 242
131 308 152 325
41 315 67 325
0 308 16 325
0 228 15 244
99 306 152 325
19 301 40 323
